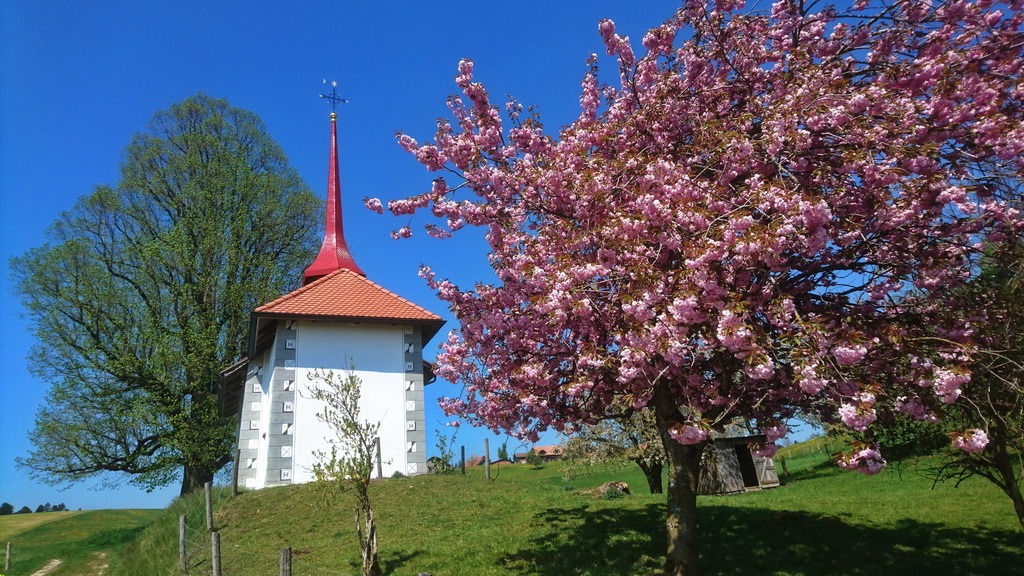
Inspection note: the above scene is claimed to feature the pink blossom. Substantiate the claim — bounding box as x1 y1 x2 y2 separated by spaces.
642 24 677 56
364 197 384 214
833 344 868 366
893 396 938 422
752 442 779 458
669 424 709 445
455 58 474 88
390 226 413 239
579 69 600 121
745 361 776 380
838 392 877 432
414 145 447 171
837 446 887 475
796 364 827 395
597 19 635 66
424 224 453 239
951 429 988 453
799 200 832 230
669 295 704 325
715 0 746 11
762 423 788 443
933 367 969 403
397 133 418 152
716 309 752 352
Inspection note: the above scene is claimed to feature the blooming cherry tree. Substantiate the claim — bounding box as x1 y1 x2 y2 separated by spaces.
375 0 1023 573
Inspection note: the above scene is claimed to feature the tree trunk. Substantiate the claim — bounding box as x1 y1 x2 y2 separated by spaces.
181 464 214 496
992 437 1024 531
356 500 381 576
653 384 705 576
636 459 665 494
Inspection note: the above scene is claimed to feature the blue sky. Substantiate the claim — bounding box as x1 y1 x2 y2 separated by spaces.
0 1 818 511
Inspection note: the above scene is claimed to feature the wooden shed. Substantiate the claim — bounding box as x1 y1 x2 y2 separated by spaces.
698 435 780 495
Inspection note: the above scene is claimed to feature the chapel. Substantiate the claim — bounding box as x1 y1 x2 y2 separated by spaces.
222 98 445 490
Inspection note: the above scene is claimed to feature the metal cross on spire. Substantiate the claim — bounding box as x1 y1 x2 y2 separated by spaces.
319 80 348 112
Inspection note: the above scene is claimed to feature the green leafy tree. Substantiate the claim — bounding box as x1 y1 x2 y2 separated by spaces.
525 449 543 469
928 241 1024 530
12 94 321 495
564 408 665 494
15 507 31 514
431 428 459 474
863 413 949 463
0 502 13 515
497 442 509 462
863 238 1024 530
308 368 382 576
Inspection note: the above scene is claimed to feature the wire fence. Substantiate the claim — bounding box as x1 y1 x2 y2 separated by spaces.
179 520 395 576
174 483 431 576
777 436 841 460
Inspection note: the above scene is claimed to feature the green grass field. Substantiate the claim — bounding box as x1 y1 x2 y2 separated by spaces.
0 512 85 545
1 509 160 576
108 452 1022 576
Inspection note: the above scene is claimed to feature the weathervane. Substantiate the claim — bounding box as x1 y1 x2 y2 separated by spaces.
320 80 348 112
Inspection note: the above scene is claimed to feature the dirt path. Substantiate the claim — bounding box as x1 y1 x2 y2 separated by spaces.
29 551 109 576
86 551 110 575
30 559 62 576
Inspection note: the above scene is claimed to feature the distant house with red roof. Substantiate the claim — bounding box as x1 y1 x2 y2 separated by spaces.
514 445 564 463
222 105 444 490
465 455 487 467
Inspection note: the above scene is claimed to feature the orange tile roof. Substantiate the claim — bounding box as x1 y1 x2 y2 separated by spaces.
256 269 444 326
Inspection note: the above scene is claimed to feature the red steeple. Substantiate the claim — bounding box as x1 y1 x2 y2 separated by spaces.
303 111 365 284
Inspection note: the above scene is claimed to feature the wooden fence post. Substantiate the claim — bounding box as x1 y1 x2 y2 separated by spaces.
780 455 789 479
179 515 187 572
6 541 11 573
280 546 292 576
232 448 241 497
205 482 213 532
211 531 222 576
460 445 466 475
484 438 491 480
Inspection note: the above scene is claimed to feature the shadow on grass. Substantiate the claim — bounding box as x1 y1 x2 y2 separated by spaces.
779 459 844 485
381 549 423 575
499 504 663 575
344 549 423 575
83 526 144 548
500 502 1023 576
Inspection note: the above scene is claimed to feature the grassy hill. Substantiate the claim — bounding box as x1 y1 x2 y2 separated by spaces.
0 508 160 576
108 452 1022 576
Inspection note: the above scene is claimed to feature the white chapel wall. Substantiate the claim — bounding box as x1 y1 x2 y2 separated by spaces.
292 321 408 482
